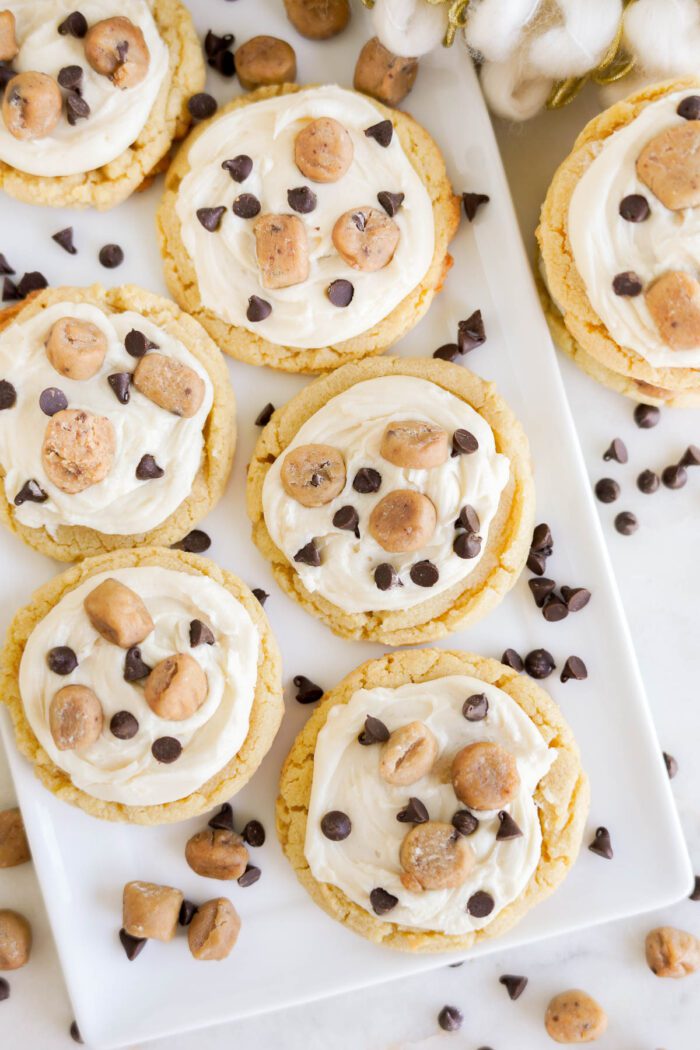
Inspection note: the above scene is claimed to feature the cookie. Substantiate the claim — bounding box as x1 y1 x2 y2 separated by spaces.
276 648 589 952
0 546 283 824
537 77 700 406
246 356 534 645
157 83 461 374
0 284 235 561
0 0 204 210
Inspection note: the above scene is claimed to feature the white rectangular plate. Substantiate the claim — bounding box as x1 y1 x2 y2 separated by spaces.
0 3 692 1047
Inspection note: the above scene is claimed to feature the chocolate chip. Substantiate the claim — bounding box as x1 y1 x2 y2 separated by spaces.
47 646 78 675
188 92 217 120
321 810 352 840
680 444 700 467
58 65 83 90
294 539 321 566
69 1020 83 1044
332 505 360 536
560 655 587 683
499 974 528 1000
466 891 494 917
115 40 129 64
452 428 478 455
209 49 235 76
17 271 47 298
612 271 643 296
358 714 390 745
14 479 47 505
66 92 90 125
0 380 14 409
433 342 460 361
410 559 439 587
455 505 480 533
189 618 215 647
462 693 488 721
496 811 522 840
373 562 400 592
171 529 211 553
528 577 555 607
204 29 234 57
662 463 687 489
542 594 568 622
0 254 13 275
151 737 181 763
527 549 548 575
663 751 678 779
58 11 88 37
255 402 274 426
0 66 12 91
603 437 628 463
238 864 261 887
108 372 131 404
110 711 139 740
208 803 234 831
135 454 164 481
118 928 146 961
457 309 486 353
242 820 265 847
124 647 151 682
453 532 482 559
501 648 524 672
690 877 700 901
614 511 638 536
52 226 77 254
0 978 9 1001
327 279 354 307
247 295 272 322
634 402 660 428
524 648 555 679
179 900 197 926
293 674 323 704
637 468 659 494
452 809 479 836
595 477 620 503
396 797 429 824
125 329 157 358
588 826 613 860
618 194 650 222
678 95 700 120
2 278 18 301
196 206 226 231
287 186 317 214
531 523 553 552
377 190 404 217
232 193 261 219
252 587 268 606
39 387 68 416
438 1006 463 1032
560 586 591 612
462 191 490 221
364 119 393 146
353 467 381 493
369 887 398 915
222 155 252 182
352 211 367 232
99 244 123 269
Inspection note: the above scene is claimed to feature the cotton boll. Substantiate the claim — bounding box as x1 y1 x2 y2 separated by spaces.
528 0 622 77
371 0 448 57
623 0 700 76
480 53 553 121
464 0 540 63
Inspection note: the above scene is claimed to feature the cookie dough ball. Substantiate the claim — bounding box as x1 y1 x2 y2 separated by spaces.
281 443 346 507
399 821 475 891
380 420 449 469
369 490 436 553
544 990 607 1044
84 578 154 648
379 721 438 785
84 17 150 90
451 741 520 811
185 828 249 880
332 206 399 272
0 910 31 970
144 653 208 721
0 11 18 62
42 409 116 495
2 72 62 142
253 213 309 289
284 0 350 40
133 354 205 418
645 271 700 351
49 685 104 751
294 117 353 183
353 37 418 108
122 881 183 942
188 897 241 960
645 926 700 978
45 318 108 381
234 35 296 91
636 121 700 211
0 808 30 868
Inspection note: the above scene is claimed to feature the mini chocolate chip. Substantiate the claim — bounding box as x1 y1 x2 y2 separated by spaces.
369 887 398 915
618 194 650 222
690 877 700 902
189 618 215 647
179 900 197 926
457 309 486 353
14 479 47 505
634 402 660 428
603 437 628 463
560 655 587 683
499 974 528 1000
242 819 265 847
588 826 613 860
208 803 235 831
52 226 77 254
663 751 678 779
69 1020 83 1044
0 380 15 409
527 549 548 575
232 193 261 219
255 402 274 426
462 693 488 721
171 529 211 553
637 468 659 494
542 595 568 622
125 329 157 358
0 978 9 1001
110 711 139 740
410 559 439 587
0 254 13 275
188 92 217 120
58 12 88 37
58 65 83 90
39 387 67 416
327 279 354 307
612 271 643 296
204 29 234 57
352 211 367 232
115 40 129 63
397 797 429 824
501 648 524 672
615 511 638 536
466 890 494 917
152 737 181 763
135 454 164 481
294 539 321 566
353 467 381 493
293 674 323 704
680 444 700 467
374 562 400 591
456 505 480 533
496 811 523 840
222 154 252 182
524 648 555 679
462 191 490 221
364 119 393 146
99 244 123 269
66 92 90 125
531 523 553 552
358 714 390 745
332 505 360 536
678 95 700 120
238 864 261 887
2 278 18 301
124 646 151 682
17 271 47 298
433 342 460 362
287 186 317 213
247 295 272 322
0 66 14 91
560 586 591 612
321 810 352 840
662 463 687 489
118 928 146 961
47 646 78 675
452 428 479 455
528 577 555 607
108 372 131 404
196 206 226 231
252 587 268 605
453 532 482 560
438 1006 463 1032
377 190 404 216
595 477 620 503
452 809 479 836
209 49 235 76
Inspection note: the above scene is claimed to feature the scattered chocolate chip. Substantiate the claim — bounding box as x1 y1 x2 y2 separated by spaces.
208 803 234 831
189 618 215 647
321 810 352 840
369 887 398 915
118 928 146 961
595 477 620 504
499 974 528 1000
663 751 678 779
462 693 488 722
614 511 638 536
0 978 9 1001
637 468 659 494
438 1006 463 1032
196 206 226 231
135 454 164 481
680 445 700 467
455 505 480 533
542 594 568 622
452 809 479 836
287 186 317 214
293 674 323 704
39 387 67 416
66 92 90 125
58 12 88 37
209 49 235 76
662 463 687 489
255 402 274 426
332 505 360 536
222 155 252 182
252 587 268 606
171 529 211 553
204 29 234 57
678 95 700 120
612 271 643 296
364 119 393 146
560 655 587 683
377 190 404 217
433 342 460 362
179 900 197 926
531 523 553 552
410 559 439 587
52 226 77 254
690 877 700 902
17 271 48 298
124 647 151 682
397 797 429 824
560 586 591 612
588 826 613 860
108 372 131 405
353 466 381 493
294 539 321 566
528 577 555 607
188 92 217 120
524 648 555 679
99 244 123 269
327 279 354 307
125 329 157 358
110 711 139 740
58 64 83 91
501 648 524 672
69 1020 83 1044
0 254 13 275
462 191 490 221
457 309 486 353
242 820 265 847
452 428 479 455
618 194 650 222
246 295 272 322
496 811 523 840
14 479 47 505
47 646 78 675
603 437 628 463
527 549 548 575
232 193 261 219
0 379 14 410
238 864 261 887
358 714 390 746
466 891 494 917
634 403 660 428
453 532 482 559
151 737 181 763
2 278 18 301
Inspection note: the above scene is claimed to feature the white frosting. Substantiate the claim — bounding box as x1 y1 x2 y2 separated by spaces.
0 0 169 177
176 86 435 349
305 676 555 935
262 376 510 614
0 300 213 537
568 90 700 367
19 566 260 807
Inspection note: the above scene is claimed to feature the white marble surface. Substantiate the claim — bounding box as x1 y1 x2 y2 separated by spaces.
2 77 699 1050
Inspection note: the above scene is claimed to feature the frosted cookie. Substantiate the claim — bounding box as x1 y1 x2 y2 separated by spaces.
277 648 589 952
538 77 700 406
0 284 235 561
0 547 283 824
246 357 534 645
157 83 460 373
0 0 204 210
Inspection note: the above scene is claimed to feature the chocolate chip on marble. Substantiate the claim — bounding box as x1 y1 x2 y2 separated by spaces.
294 539 321 566
14 479 47 505
238 864 261 887
634 402 660 428
438 1006 463 1032
452 809 479 836
99 243 123 269
332 505 360 536
0 978 9 1001
287 186 317 214
2 278 18 301
457 309 486 353
603 437 628 463
612 271 643 296
588 826 613 860
369 886 398 915
0 254 13 275
377 190 404 217
690 877 700 902
254 402 274 426
364 119 393 146
560 655 587 682
293 674 323 704
462 191 490 221
374 562 399 591
135 454 164 480
662 463 687 489
189 618 215 647
47 646 78 675
232 193 260 219
663 751 678 779
466 890 494 917
179 900 197 926
58 12 88 37
452 428 478 455
17 271 47 298
524 648 555 679
222 154 252 182
246 295 272 322
0 380 14 410
39 387 68 416
358 714 390 745
462 693 488 722
501 648 524 672
595 477 620 503
125 329 157 358
615 511 638 536
69 1020 83 1044
327 279 354 307
680 445 700 467
151 737 181 763
251 587 268 606
499 974 528 1000
410 559 439 587
196 206 226 231
52 226 77 254
108 372 131 405
353 466 381 493
187 92 217 120
321 810 352 840
118 927 147 961
123 646 151 682
455 504 480 533
619 194 650 222
433 342 460 362
453 532 482 560
528 577 555 608
110 711 139 740
396 797 429 824
496 811 523 840
242 820 265 847
637 468 659 494
678 95 700 120
208 802 235 832
560 586 591 612
542 594 568 622
171 529 211 553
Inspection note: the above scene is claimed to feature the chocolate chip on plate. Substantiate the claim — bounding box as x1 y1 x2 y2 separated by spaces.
560 586 591 612
69 1020 83 1044
690 877 700 902
246 295 272 322
457 309 486 353
39 386 68 416
321 810 352 840
327 279 354 307
588 826 613 860
99 243 123 269
501 648 524 672
358 714 390 746
531 522 553 552
456 505 480 533
287 186 317 214
452 809 479 836
171 529 211 553
499 974 528 1000
364 119 393 146
118 927 146 961
377 190 404 217
595 477 620 503
353 466 381 493
615 511 638 536
293 674 323 704
47 646 78 675
603 437 628 463
208 802 235 831
110 711 139 740
196 206 226 231
662 463 687 489
58 11 88 37
2 278 18 301
561 655 587 682
294 539 321 566
542 594 568 622
680 444 700 467
462 693 488 721
222 154 252 182
369 887 398 914
637 468 659 494
188 92 217 120
242 820 265 847
462 191 490 221
14 479 47 505
0 379 15 409
524 648 555 679
52 226 77 254
612 271 643 296
528 577 555 608
634 402 660 428
678 95 700 120
189 618 215 647
0 978 9 1001
332 505 360 536
125 329 157 357
251 587 268 606
238 864 261 887
232 193 261 219
17 271 48 298
124 646 151 682
433 342 459 362
453 532 482 559
254 402 274 426
452 428 478 455
397 797 429 824
0 254 13 275
663 751 678 779
179 900 197 926
438 1006 463 1032
496 811 523 840
151 737 181 763
410 560 439 587
527 549 548 575
618 194 650 222
135 454 164 481
108 372 131 404
466 890 494 917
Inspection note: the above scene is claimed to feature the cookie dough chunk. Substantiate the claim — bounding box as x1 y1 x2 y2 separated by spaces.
645 271 700 351
281 444 346 507
188 897 241 960
332 207 400 272
284 0 350 40
0 910 31 970
185 828 249 879
452 741 520 810
0 808 30 868
636 121 700 211
3 72 62 142
253 214 309 289
144 653 208 721
0 10 18 62
122 881 183 941
294 116 353 183
45 318 108 381
379 720 437 785
645 926 700 978
42 409 116 494
133 354 205 418
369 490 437 553
84 17 150 90
84 578 154 648
235 36 296 91
544 990 607 1044
399 821 475 891
353 37 418 107
380 420 449 468
49 685 103 751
